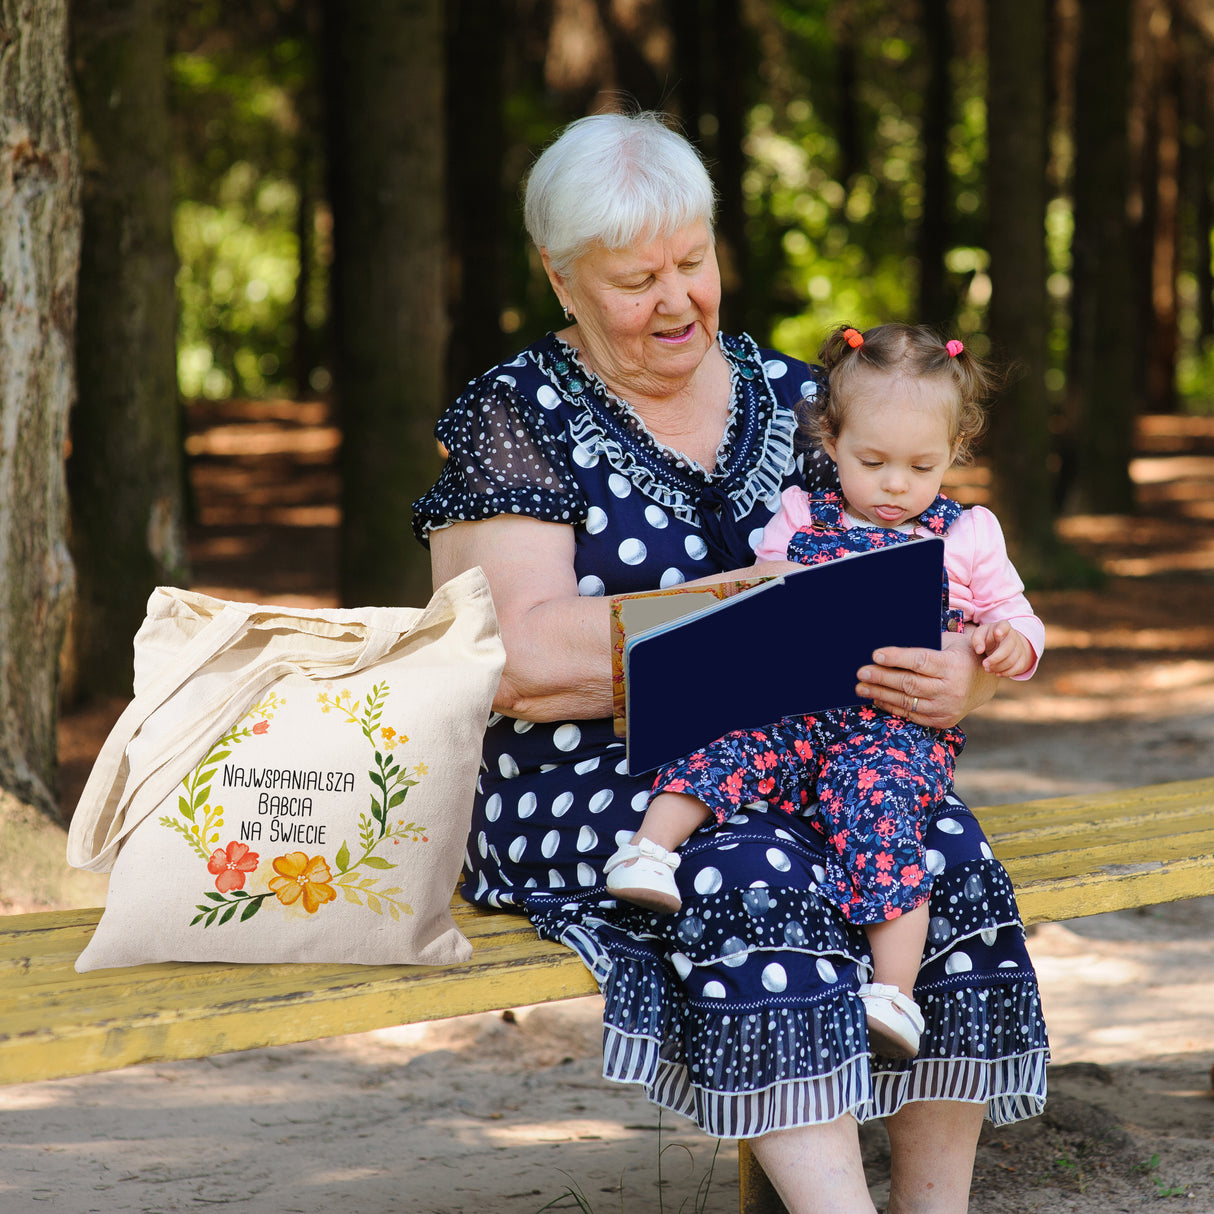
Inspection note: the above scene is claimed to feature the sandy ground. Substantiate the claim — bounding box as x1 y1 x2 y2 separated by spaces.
1 407 1211 1212
2 735 1212 1214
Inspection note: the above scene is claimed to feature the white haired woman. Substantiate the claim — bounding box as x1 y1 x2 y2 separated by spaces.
412 111 1047 1213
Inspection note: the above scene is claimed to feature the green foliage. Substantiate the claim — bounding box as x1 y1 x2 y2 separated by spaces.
175 177 301 399
170 4 325 400
743 2 990 362
163 1 1214 431
1135 1152 1188 1199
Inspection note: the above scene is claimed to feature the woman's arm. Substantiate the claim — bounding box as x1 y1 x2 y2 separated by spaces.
432 516 802 724
855 631 999 729
431 516 614 722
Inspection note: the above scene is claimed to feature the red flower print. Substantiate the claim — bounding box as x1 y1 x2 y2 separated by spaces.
207 840 260 892
663 778 690 793
856 766 879 793
875 869 894 887
900 864 926 888
755 749 778 771
858 706 877 721
875 851 894 871
252 719 270 735
722 769 745 802
757 776 776 796
874 815 897 840
794 738 814 761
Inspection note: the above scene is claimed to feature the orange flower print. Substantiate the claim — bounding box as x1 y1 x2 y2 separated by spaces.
207 841 260 892
269 851 337 913
252 719 270 735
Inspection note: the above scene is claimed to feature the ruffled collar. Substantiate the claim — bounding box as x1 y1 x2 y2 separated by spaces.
532 331 799 527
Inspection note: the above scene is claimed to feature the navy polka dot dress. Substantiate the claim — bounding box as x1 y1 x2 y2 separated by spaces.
413 331 1048 1138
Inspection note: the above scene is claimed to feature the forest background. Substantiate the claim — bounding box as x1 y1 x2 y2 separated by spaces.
2 0 1213 822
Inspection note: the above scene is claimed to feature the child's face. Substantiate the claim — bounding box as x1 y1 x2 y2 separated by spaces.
821 373 956 529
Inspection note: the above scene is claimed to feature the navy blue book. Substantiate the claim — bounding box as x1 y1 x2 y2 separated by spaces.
623 537 946 775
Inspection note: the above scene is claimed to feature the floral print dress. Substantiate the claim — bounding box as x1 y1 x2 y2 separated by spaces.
652 493 969 928
412 331 1048 1138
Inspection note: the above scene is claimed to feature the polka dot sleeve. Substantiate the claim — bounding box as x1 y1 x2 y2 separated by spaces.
412 375 587 545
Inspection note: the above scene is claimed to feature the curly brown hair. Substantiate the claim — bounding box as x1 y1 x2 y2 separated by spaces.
800 323 996 466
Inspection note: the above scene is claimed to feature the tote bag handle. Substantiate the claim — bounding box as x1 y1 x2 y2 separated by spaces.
67 596 413 873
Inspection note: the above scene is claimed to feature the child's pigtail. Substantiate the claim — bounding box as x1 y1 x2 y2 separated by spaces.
818 324 868 375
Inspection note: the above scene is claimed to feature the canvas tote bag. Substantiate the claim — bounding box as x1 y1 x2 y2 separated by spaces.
67 567 505 972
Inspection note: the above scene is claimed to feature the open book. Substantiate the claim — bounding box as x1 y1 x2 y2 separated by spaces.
612 538 946 775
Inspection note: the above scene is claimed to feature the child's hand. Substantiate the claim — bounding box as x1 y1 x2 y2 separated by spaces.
970 620 1035 677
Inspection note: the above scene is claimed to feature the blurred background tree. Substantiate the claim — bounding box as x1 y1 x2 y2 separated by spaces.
68 0 189 703
6 0 1213 810
156 0 1214 603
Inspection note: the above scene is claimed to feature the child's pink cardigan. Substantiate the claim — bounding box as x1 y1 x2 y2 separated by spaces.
755 488 1046 679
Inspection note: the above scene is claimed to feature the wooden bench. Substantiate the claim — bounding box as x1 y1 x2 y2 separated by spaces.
3 776 1212 1214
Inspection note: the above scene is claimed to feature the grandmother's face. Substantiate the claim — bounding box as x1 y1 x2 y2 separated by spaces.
554 221 721 396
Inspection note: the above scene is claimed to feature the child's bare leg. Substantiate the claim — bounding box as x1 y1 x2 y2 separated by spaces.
631 791 712 851
604 793 711 913
861 901 930 1059
866 901 930 999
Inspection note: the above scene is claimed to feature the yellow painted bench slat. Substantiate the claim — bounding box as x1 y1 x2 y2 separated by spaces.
0 898 594 1086
979 777 1214 925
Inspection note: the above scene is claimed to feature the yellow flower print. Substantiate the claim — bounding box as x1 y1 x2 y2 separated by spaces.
415 761 428 775
380 726 397 745
269 851 337 914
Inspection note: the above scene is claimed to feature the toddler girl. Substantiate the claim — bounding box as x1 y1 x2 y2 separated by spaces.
602 323 1045 1059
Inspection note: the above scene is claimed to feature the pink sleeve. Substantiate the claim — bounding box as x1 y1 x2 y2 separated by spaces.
944 506 1046 679
754 487 814 562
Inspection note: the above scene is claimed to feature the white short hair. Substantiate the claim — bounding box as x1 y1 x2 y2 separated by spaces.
523 111 716 278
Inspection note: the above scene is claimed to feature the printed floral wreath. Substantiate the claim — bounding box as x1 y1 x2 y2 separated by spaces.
157 682 430 928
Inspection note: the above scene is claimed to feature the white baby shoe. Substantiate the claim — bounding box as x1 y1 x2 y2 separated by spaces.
858 982 925 1059
604 838 682 913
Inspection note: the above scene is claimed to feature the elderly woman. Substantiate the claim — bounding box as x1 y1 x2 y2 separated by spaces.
413 111 1047 1213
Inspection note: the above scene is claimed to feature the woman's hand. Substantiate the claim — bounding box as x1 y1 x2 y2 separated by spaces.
855 631 999 729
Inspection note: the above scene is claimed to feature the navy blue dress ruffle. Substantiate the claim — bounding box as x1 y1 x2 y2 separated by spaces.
412 331 1048 1138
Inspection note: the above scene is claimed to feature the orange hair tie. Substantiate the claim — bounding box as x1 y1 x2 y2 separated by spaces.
843 328 864 348
946 339 964 357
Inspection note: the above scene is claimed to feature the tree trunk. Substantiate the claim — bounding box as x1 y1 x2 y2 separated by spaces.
710 0 750 334
1143 3 1180 413
0 0 79 813
445 0 506 400
1066 0 1137 513
324 0 445 608
67 0 188 701
984 0 1059 578
918 0 954 327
